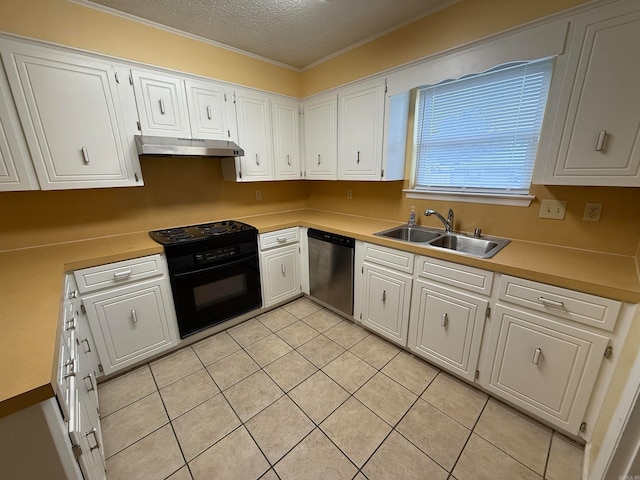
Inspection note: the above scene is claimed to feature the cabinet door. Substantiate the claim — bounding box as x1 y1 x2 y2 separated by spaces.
0 57 38 191
185 79 237 141
1 42 141 189
261 244 300 308
303 93 337 180
361 263 412 346
272 96 301 180
538 2 640 185
483 304 609 434
235 89 274 181
338 79 385 180
82 280 175 375
408 279 487 381
131 69 190 138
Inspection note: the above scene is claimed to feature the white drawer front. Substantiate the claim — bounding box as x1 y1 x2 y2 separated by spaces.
498 275 621 331
259 227 299 250
74 254 163 293
363 243 414 274
416 256 493 296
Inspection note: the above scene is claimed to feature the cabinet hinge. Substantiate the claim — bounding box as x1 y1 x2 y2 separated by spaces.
98 364 104 374
128 72 134 86
135 172 139 182
359 313 362 320
298 107 304 115
361 266 364 274
580 422 587 433
381 169 384 178
298 246 301 253
224 92 227 102
114 72 120 84
486 306 491 318
474 370 479 380
136 121 141 131
80 303 86 315
232 93 236 104
604 346 613 359
227 130 231 138
384 79 388 93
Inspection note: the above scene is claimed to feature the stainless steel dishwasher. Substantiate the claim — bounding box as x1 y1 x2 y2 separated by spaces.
307 228 355 316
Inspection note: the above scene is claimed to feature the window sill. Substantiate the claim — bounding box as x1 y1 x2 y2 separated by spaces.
403 189 535 207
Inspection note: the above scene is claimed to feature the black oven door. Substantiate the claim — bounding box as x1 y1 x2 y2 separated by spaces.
170 255 262 338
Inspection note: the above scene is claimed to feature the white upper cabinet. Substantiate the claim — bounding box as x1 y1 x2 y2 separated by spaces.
185 78 237 142
0 56 39 191
131 69 191 138
534 0 640 186
0 40 143 190
303 93 337 180
272 96 301 180
338 78 385 180
234 88 274 181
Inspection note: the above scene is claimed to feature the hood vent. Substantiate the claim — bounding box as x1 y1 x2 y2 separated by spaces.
135 135 244 157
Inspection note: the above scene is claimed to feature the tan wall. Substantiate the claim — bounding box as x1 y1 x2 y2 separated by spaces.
0 0 300 96
300 0 591 96
0 158 307 251
306 181 640 256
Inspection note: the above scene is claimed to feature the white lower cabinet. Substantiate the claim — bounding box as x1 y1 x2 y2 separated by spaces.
362 263 412 346
259 228 301 308
75 254 177 376
482 304 609 435
408 279 488 381
355 242 414 346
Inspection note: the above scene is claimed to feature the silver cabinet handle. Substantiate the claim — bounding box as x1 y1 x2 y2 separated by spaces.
81 147 90 165
538 296 564 308
281 264 286 275
83 374 95 392
82 338 91 353
131 309 138 324
532 347 542 365
287 154 291 166
317 154 321 165
256 153 260 165
441 313 448 327
595 130 607 152
159 98 166 115
113 270 132 280
68 290 78 300
65 315 76 331
356 151 360 164
64 358 76 379
86 428 100 451
381 290 386 303
206 105 212 120
276 237 287 244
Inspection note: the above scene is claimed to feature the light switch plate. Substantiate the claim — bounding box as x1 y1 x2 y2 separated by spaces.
539 199 567 220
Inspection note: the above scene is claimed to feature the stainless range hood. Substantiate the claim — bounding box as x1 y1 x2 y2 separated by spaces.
135 135 244 157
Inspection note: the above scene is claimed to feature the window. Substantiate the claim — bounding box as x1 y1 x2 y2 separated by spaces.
411 58 553 202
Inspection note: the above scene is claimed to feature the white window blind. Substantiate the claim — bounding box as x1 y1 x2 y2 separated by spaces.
414 59 553 195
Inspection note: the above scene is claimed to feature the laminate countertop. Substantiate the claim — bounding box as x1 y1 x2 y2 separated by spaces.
1 209 638 418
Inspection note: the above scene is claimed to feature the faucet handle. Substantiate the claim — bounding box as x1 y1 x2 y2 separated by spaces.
473 228 482 238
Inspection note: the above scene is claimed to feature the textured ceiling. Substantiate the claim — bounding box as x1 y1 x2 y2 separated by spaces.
81 0 457 69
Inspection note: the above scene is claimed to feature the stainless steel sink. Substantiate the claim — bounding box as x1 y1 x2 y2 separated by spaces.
374 225 441 243
374 225 510 259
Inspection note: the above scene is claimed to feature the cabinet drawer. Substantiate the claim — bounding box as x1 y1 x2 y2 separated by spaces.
259 227 299 250
498 275 621 331
363 242 414 274
416 256 493 296
74 254 163 293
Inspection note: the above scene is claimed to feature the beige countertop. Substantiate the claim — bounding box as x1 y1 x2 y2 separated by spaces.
1 209 638 418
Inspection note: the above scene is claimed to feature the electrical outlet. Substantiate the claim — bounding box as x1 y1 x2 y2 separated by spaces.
539 199 567 220
255 190 262 201
346 189 352 200
583 202 602 222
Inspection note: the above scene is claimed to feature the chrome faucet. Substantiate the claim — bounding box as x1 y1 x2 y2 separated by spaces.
424 208 454 232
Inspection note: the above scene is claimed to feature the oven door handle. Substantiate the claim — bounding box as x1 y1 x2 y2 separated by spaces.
171 255 258 279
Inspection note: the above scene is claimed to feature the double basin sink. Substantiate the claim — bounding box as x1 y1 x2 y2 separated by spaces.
374 225 510 259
